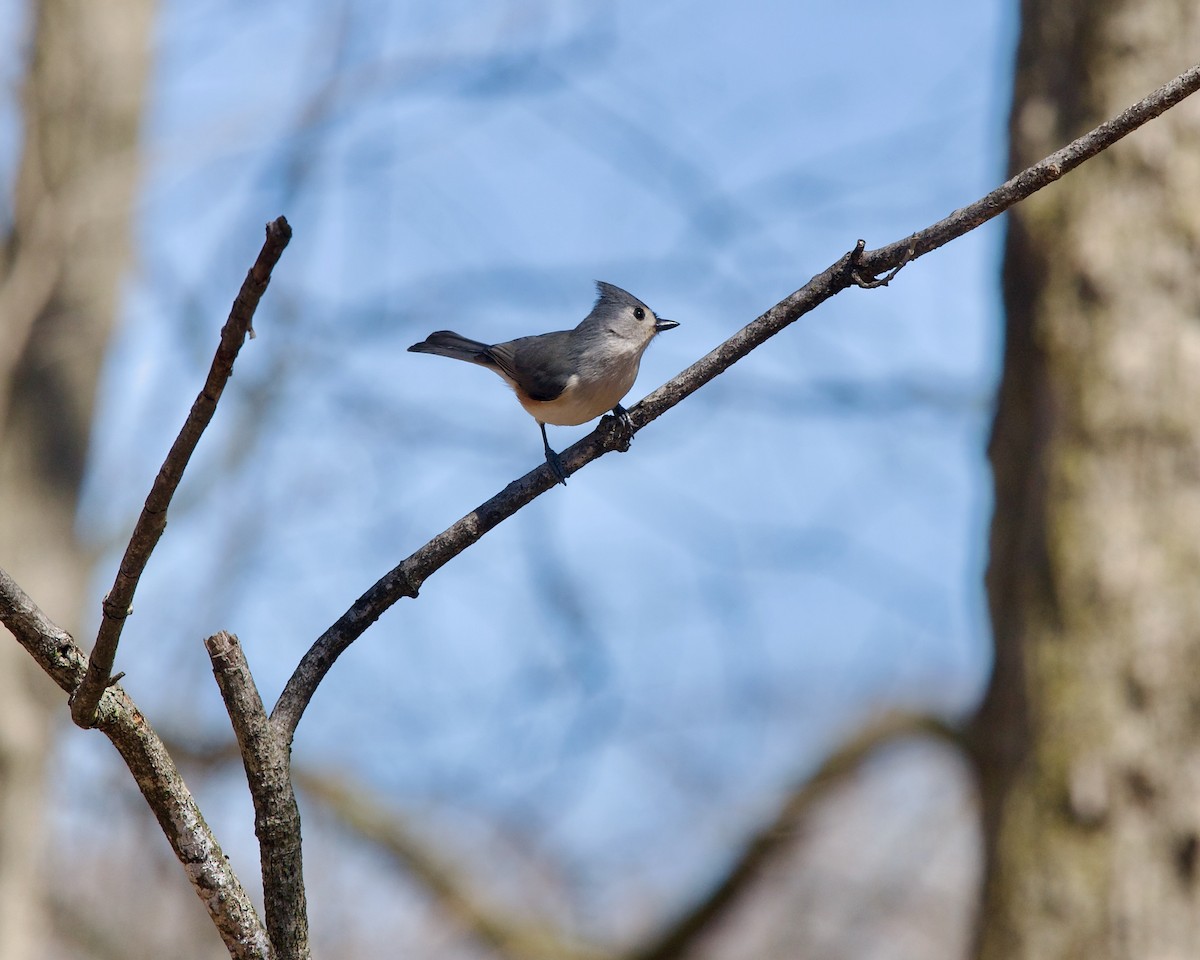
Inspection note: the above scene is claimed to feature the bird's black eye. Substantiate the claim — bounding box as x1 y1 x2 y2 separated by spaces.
634 307 645 321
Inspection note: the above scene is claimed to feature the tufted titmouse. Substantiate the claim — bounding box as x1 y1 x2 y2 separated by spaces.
408 281 678 485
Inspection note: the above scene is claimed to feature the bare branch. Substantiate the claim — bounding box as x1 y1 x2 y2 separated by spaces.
272 63 1200 744
624 712 963 960
206 631 309 960
854 60 1200 281
71 216 293 728
0 568 271 959
636 62 1200 430
271 478 532 739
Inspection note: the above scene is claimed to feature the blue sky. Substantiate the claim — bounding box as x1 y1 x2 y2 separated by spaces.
8 0 1017 941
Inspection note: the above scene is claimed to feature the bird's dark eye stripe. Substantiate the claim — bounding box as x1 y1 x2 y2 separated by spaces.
634 307 645 320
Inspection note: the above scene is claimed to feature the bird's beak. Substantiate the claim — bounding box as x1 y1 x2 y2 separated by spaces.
655 318 680 332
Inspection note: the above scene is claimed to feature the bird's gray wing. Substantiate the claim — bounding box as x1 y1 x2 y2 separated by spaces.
485 332 576 402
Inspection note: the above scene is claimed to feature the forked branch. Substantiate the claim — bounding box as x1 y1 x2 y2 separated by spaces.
3 57 1200 960
0 569 270 959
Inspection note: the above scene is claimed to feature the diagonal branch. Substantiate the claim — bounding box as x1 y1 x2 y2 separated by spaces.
71 216 293 728
852 60 1200 281
634 59 1200 434
623 712 963 960
271 62 1200 744
0 567 271 959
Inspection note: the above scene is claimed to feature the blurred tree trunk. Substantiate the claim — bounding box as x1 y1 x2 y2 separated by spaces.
0 1 154 956
973 1 1200 958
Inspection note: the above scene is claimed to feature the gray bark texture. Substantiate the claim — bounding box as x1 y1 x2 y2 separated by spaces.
0 1 154 956
974 1 1200 957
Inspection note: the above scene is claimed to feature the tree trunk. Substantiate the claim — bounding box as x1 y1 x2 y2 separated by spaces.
0 1 154 956
973 1 1200 958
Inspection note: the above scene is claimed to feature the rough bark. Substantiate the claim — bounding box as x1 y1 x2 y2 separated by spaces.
0 1 154 956
207 631 309 960
974 2 1200 957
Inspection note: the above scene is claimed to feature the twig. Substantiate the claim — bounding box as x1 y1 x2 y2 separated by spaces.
0 568 271 960
272 62 1200 744
849 239 913 289
71 217 293 728
624 712 963 960
206 631 309 960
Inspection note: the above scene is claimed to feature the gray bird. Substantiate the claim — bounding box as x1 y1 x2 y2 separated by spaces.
408 282 678 485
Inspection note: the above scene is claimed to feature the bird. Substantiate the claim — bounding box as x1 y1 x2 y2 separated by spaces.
408 282 678 485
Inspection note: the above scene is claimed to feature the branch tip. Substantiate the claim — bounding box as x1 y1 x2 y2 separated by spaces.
266 215 291 241
73 219 293 728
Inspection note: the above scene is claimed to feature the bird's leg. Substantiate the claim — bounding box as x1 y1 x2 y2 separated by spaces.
540 422 567 486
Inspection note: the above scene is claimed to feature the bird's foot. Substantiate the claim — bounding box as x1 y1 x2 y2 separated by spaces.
604 404 635 453
539 422 568 486
545 447 568 486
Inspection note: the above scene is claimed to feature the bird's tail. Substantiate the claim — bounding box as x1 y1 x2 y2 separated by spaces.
407 330 490 363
